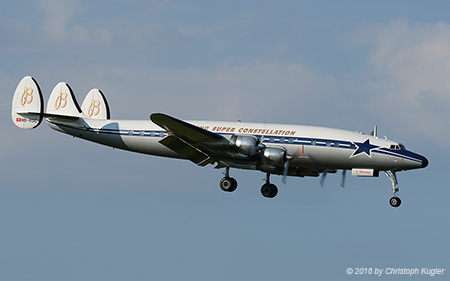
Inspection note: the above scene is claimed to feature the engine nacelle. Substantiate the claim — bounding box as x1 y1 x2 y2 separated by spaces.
261 147 287 167
230 135 261 156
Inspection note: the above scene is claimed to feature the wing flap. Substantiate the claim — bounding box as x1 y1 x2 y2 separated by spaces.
160 135 212 166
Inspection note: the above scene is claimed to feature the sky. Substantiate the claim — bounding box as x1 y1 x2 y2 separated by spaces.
1 1 449 280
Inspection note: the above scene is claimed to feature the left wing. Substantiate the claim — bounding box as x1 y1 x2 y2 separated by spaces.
150 113 231 166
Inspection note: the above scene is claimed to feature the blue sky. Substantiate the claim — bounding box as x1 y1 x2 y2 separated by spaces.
1 1 449 280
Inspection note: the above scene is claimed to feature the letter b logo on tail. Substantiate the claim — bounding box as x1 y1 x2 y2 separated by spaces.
20 87 34 106
54 91 68 110
87 99 101 117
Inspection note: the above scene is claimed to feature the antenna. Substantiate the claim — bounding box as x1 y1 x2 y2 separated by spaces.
371 125 378 137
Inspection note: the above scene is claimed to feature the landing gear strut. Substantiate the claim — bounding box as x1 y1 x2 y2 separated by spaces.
218 168 279 198
385 170 401 208
261 173 278 198
219 167 237 192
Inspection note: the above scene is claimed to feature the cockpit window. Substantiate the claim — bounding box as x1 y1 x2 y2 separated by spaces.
390 144 406 150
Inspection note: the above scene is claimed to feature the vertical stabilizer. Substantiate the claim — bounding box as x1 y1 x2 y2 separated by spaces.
46 82 83 118
11 76 44 129
81 89 110 119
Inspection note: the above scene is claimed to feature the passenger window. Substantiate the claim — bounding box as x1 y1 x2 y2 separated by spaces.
326 141 331 147
311 140 316 146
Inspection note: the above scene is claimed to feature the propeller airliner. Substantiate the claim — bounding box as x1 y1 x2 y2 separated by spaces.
12 76 428 207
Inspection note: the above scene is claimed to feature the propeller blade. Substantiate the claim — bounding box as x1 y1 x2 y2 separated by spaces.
320 169 328 188
340 170 347 188
282 160 289 184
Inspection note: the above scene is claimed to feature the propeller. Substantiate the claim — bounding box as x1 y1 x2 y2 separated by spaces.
319 169 328 188
282 155 293 184
320 169 347 188
340 170 347 188
282 160 289 184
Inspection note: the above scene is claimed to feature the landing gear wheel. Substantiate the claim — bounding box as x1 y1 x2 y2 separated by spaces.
389 196 402 208
261 183 278 198
219 177 237 192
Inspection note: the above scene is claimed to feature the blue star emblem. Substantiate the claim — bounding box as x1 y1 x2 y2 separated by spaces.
351 139 379 158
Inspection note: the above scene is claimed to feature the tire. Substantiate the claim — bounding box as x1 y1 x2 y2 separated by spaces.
261 183 278 198
220 177 237 192
389 196 402 208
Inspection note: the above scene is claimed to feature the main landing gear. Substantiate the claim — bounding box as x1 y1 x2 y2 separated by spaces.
219 167 237 192
385 170 402 208
219 168 278 198
260 173 278 198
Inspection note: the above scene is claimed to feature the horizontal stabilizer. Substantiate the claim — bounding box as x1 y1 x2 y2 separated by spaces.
12 76 44 129
43 113 80 121
81 89 110 119
15 111 78 121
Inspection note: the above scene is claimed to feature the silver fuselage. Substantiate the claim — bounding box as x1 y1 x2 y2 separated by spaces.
47 118 427 176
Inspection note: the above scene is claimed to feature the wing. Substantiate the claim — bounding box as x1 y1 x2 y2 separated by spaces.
151 113 327 178
150 113 231 166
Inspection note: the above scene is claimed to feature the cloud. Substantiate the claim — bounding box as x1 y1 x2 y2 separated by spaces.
38 0 80 40
6 1 447 149
42 61 340 125
357 20 450 146
36 0 112 47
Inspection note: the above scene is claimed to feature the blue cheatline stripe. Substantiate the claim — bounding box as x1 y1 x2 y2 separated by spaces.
47 120 423 162
376 148 423 163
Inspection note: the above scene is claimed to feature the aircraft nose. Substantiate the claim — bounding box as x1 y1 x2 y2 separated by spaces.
422 156 429 168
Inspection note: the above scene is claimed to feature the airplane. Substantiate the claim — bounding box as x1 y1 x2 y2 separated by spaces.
11 76 428 207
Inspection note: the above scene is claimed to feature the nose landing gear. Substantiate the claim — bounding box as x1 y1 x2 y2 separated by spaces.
389 196 402 208
385 171 401 208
